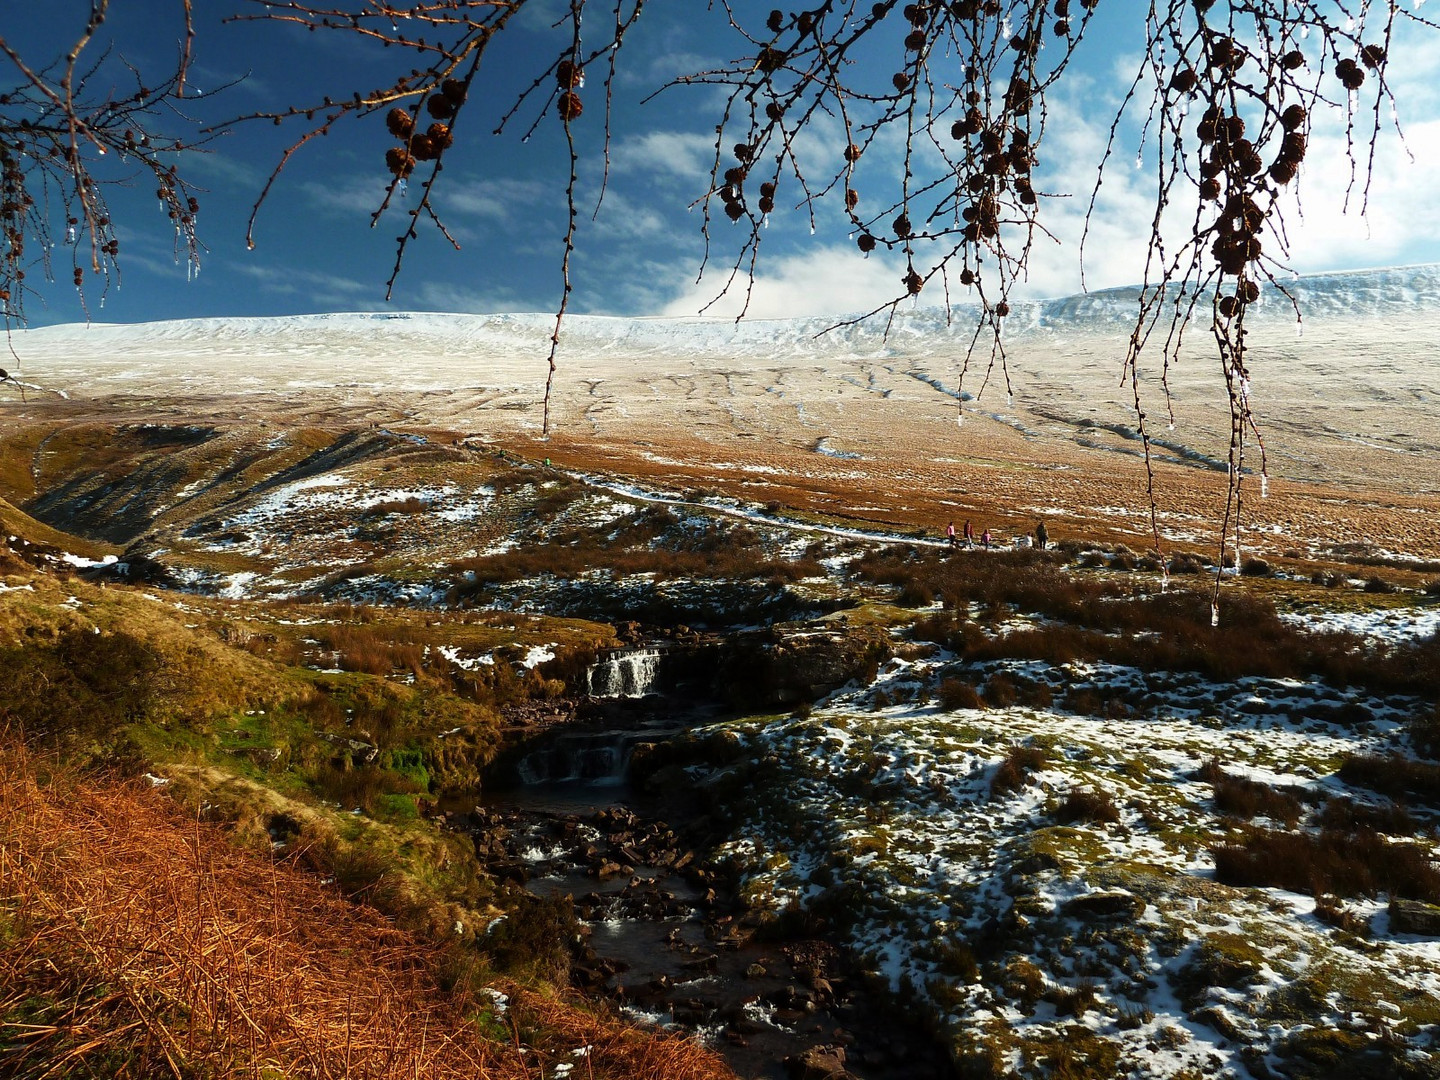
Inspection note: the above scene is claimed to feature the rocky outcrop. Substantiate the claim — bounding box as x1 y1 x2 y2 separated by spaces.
696 622 893 708
1389 898 1440 936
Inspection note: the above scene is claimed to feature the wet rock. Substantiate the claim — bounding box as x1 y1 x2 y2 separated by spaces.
784 1044 853 1079
681 953 719 974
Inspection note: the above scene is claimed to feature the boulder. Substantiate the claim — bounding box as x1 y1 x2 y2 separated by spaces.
785 1045 853 1080
1389 897 1440 936
1063 890 1147 921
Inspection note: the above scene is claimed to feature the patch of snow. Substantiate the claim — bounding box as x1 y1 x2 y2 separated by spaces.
1281 606 1440 643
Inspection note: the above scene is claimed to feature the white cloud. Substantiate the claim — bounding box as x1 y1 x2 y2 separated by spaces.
655 243 915 319
229 262 377 304
300 175 395 216
611 130 717 181
437 178 554 223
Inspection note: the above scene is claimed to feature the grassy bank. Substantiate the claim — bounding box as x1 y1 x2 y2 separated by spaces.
0 739 734 1080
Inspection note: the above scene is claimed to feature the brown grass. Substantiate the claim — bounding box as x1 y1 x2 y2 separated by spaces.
861 548 1440 699
0 738 736 1080
364 496 430 517
1339 754 1440 808
1208 769 1307 826
937 677 984 711
1212 826 1440 903
1316 797 1418 836
991 743 1049 797
1313 894 1370 935
1056 788 1121 825
314 622 428 678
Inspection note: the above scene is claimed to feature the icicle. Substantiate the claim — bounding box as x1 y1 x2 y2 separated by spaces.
956 410 964 428
98 296 104 309
65 224 76 243
1160 565 1170 592
397 177 408 198
1006 393 1013 407
521 135 530 143
1135 151 1143 169
1260 473 1269 498
1300 24 1310 37
810 225 815 235
762 215 769 229
1295 320 1304 340
1210 601 1220 627
1167 422 1175 432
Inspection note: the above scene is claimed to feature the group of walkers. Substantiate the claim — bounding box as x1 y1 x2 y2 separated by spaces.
945 518 1047 552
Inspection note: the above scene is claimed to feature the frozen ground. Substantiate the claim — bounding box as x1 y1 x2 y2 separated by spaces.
6 265 1440 562
700 650 1439 1078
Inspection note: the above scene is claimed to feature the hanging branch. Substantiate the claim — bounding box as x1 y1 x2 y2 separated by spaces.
0 0 210 333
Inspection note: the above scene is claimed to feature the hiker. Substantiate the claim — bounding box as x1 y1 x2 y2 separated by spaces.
1035 520 1048 550
980 528 991 549
946 521 959 548
963 520 974 548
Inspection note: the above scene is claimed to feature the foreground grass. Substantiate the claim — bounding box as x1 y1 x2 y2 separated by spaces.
0 740 735 1080
0 569 617 949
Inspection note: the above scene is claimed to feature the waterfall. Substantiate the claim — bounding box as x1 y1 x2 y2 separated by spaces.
586 647 663 698
516 731 635 785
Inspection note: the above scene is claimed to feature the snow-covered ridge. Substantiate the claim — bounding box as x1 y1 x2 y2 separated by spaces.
18 264 1440 362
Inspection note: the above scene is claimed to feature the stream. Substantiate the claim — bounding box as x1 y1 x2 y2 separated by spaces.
450 650 955 1080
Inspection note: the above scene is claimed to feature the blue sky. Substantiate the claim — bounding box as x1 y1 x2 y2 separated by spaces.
8 0 1440 327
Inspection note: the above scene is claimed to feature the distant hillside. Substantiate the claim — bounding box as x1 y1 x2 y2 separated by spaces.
14 263 1440 365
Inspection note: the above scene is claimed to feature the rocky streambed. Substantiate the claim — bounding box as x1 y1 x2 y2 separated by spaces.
450 706 954 1080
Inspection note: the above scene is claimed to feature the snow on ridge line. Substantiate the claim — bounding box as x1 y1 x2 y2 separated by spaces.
16 264 1440 358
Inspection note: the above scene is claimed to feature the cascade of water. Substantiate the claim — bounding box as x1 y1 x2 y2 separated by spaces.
586 648 662 698
515 731 635 785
